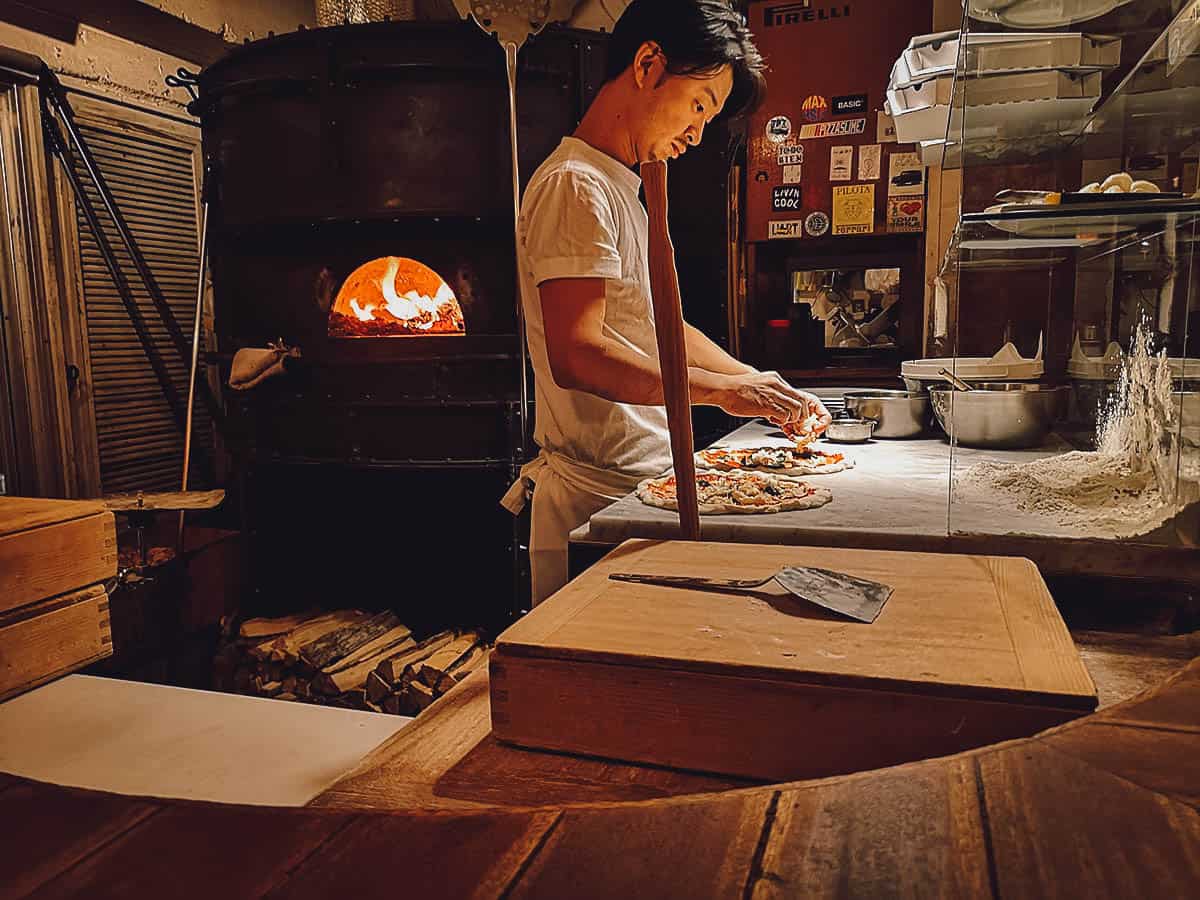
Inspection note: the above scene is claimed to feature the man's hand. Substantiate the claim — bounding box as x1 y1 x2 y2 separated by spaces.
705 371 831 428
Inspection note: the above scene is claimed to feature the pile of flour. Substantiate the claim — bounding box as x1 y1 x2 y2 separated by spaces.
955 322 1194 539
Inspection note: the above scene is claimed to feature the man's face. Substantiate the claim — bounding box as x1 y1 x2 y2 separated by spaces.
630 44 734 164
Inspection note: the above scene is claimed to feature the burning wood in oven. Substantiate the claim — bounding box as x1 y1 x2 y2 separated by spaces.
327 256 466 337
214 610 486 715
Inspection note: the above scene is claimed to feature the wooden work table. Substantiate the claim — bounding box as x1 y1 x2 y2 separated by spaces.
571 421 1200 581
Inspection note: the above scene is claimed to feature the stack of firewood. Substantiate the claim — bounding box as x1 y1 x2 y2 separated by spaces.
213 609 487 715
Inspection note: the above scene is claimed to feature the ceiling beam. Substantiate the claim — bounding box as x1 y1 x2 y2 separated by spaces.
0 1 78 44
0 0 231 66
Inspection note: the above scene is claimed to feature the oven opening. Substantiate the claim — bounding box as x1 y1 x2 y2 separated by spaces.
328 256 466 338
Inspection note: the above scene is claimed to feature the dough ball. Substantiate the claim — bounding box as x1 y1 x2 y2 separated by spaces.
1104 185 1125 193
1130 180 1161 193
1079 182 1101 194
1101 172 1133 193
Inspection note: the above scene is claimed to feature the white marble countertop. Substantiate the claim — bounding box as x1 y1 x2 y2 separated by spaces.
572 420 1197 579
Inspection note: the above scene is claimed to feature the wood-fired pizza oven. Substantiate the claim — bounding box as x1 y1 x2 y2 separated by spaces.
197 21 608 626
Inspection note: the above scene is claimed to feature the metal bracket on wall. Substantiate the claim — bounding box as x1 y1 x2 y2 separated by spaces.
164 67 200 104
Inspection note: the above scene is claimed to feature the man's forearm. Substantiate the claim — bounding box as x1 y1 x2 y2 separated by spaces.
557 339 732 408
683 322 755 376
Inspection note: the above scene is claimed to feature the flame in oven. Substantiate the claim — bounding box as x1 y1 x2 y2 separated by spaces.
329 257 465 338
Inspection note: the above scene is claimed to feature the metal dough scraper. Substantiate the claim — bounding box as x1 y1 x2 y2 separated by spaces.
609 566 894 624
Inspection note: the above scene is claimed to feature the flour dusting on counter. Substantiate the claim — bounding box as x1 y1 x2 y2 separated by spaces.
956 322 1197 540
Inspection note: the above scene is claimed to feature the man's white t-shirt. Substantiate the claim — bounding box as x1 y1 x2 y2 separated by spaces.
517 137 672 478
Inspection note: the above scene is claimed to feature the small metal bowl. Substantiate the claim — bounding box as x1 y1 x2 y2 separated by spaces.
844 390 930 438
929 382 1068 449
824 417 876 443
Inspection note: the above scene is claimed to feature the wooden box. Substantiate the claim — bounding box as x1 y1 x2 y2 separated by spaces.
0 584 112 702
0 497 117 615
0 498 117 701
490 540 1097 781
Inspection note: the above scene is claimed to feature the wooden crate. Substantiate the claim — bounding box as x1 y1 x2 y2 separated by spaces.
0 498 117 615
0 584 112 702
490 540 1097 781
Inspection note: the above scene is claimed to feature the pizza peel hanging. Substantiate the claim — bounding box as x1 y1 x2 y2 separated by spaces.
642 160 701 540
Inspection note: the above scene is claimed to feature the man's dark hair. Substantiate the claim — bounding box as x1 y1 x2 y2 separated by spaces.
604 0 766 120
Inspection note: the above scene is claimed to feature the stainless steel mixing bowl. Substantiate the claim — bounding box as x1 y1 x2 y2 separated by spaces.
843 390 930 438
824 417 876 443
929 383 1069 449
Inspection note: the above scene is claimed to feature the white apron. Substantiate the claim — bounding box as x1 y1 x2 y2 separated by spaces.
501 449 642 605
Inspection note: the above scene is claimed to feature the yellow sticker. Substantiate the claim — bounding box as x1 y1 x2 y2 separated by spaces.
832 184 875 235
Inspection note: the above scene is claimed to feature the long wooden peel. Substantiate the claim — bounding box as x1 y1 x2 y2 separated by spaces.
641 159 701 540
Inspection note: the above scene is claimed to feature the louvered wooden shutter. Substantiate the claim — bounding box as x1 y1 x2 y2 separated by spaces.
72 116 212 494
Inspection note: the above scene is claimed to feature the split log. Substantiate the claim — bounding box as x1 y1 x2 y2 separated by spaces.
417 634 480 689
444 645 489 689
252 610 365 663
365 670 393 706
314 636 417 696
382 693 405 716
322 625 413 675
300 611 400 670
409 681 436 711
238 611 321 640
375 631 454 685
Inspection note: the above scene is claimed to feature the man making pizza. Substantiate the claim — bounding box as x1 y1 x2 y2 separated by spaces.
501 0 830 604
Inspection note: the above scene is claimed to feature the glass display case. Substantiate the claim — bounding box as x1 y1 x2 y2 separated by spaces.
930 0 1200 551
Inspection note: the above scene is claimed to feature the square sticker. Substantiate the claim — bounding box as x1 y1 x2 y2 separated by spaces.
829 146 853 182
832 184 875 235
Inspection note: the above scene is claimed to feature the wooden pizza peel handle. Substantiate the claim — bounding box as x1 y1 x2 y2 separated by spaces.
641 159 701 540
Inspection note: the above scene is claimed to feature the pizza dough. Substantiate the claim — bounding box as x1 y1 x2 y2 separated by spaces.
696 445 854 476
636 469 833 515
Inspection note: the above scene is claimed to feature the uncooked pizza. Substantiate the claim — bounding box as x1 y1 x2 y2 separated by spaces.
696 445 853 475
636 469 833 515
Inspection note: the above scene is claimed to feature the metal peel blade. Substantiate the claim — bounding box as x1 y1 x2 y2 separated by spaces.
464 0 553 49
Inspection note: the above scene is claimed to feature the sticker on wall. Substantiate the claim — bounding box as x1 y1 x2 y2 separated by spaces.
766 115 793 144
858 144 881 181
782 164 803 184
832 184 875 235
768 220 804 239
877 110 898 143
796 118 866 140
804 211 830 237
832 93 868 117
763 3 853 27
777 144 804 166
887 197 925 233
772 186 802 212
829 146 853 182
800 94 830 123
888 151 925 196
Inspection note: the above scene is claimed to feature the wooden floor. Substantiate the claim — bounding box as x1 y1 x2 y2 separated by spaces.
1 653 1197 898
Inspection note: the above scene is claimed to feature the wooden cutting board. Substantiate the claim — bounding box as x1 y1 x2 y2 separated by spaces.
490 540 1098 780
